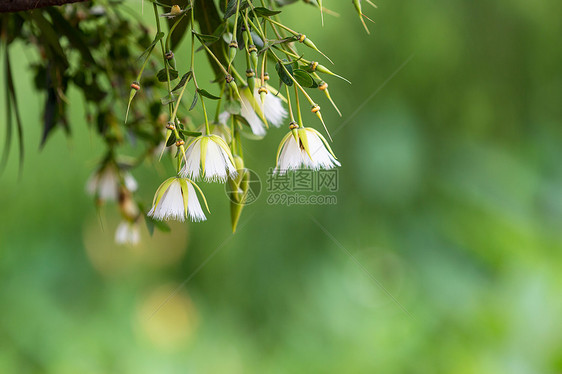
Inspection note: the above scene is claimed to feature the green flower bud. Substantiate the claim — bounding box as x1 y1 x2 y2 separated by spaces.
247 70 256 92
228 40 238 64
248 44 258 72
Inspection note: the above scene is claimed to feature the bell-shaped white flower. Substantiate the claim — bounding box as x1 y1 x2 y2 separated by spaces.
180 134 237 182
274 126 341 175
255 86 287 127
148 177 208 222
115 221 140 246
220 86 287 137
86 164 137 201
239 90 267 136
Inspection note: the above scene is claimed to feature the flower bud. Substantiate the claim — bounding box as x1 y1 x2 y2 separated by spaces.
246 70 256 92
258 85 268 105
289 121 299 143
226 74 242 102
353 0 377 34
248 44 258 71
227 155 249 233
296 34 333 63
228 40 238 64
309 63 351 83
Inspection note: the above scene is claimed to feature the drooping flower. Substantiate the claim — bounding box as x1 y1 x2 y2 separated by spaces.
238 89 267 136
256 86 287 127
148 177 208 222
221 86 287 136
86 163 137 201
180 135 237 182
115 221 140 246
274 124 341 175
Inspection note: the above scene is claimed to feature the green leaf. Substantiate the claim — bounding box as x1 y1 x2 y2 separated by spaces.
1 47 24 172
157 68 179 82
180 130 203 137
275 59 294 86
252 7 282 17
224 0 249 20
138 32 165 62
197 88 221 100
293 69 317 88
189 92 198 111
192 31 221 44
145 215 171 235
171 71 193 92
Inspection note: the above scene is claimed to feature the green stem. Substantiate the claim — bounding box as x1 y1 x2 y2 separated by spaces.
294 83 303 126
195 34 229 76
154 3 185 171
266 17 297 36
153 3 173 108
231 0 241 43
165 12 188 53
214 81 226 122
285 85 295 123
200 93 210 134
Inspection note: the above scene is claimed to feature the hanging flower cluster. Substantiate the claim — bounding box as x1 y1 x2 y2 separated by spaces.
82 0 376 244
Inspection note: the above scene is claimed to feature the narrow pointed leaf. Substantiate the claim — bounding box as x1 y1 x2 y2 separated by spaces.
197 88 221 100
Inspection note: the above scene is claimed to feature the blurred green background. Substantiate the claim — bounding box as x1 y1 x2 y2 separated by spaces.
1 0 562 372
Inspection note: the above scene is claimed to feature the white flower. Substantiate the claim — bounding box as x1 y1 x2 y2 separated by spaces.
255 87 287 127
180 135 237 182
115 221 140 246
220 87 287 137
86 164 137 201
239 90 267 136
148 177 208 222
274 126 341 175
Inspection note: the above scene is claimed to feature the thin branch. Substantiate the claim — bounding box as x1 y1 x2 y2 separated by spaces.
0 0 88 13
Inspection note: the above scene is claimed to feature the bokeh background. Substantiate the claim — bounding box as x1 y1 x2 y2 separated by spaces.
1 0 562 372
